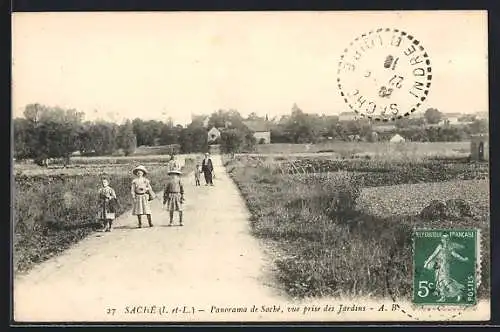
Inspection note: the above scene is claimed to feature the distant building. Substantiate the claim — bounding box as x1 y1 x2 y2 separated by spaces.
207 127 221 143
389 133 406 143
338 111 358 122
439 113 462 126
242 119 272 144
372 123 397 133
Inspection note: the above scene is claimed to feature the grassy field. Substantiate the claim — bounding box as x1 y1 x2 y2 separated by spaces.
13 154 197 274
223 154 490 301
253 142 471 160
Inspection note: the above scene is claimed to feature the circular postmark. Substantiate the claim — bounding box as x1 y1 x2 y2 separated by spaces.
337 28 432 121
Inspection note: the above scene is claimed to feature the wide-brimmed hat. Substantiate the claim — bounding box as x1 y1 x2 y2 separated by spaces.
133 165 148 176
168 167 182 175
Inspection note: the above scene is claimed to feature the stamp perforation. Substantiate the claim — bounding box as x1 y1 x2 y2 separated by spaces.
383 227 484 321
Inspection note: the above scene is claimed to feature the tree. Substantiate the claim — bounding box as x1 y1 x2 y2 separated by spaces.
208 109 245 130
132 118 160 146
179 122 208 153
116 120 137 156
220 129 245 155
19 104 84 165
285 104 318 143
424 108 443 124
13 118 34 160
469 119 488 134
459 114 476 122
247 112 260 120
88 121 118 155
159 122 180 145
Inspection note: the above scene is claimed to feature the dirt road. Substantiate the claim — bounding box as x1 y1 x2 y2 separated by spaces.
13 155 285 322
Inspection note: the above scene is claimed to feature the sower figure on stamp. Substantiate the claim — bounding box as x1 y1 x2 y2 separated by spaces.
131 165 155 228
163 165 185 226
97 177 117 232
201 152 214 186
424 234 469 302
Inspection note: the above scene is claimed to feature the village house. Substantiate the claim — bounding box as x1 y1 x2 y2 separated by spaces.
439 112 463 126
242 119 272 144
207 126 221 143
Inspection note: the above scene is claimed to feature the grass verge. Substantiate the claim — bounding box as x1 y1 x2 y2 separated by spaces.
223 155 490 300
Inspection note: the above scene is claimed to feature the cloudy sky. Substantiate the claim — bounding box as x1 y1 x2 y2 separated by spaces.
12 11 487 125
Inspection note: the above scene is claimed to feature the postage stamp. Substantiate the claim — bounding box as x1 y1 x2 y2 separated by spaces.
337 28 432 121
412 229 480 306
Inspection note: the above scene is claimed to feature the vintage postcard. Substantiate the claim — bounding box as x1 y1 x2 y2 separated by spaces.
11 11 490 323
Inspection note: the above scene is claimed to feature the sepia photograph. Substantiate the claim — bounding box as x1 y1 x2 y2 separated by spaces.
11 10 490 322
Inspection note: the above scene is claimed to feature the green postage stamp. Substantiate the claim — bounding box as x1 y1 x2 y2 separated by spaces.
413 229 480 306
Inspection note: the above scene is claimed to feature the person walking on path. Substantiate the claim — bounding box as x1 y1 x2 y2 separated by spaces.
201 152 214 186
194 163 202 186
97 177 117 232
163 165 185 226
131 165 155 228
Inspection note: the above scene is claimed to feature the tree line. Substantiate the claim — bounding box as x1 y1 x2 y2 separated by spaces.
13 103 488 165
13 104 257 165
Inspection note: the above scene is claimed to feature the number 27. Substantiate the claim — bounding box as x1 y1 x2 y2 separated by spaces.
106 308 116 315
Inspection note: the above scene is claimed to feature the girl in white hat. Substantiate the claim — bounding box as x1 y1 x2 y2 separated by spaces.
131 165 154 228
163 166 185 226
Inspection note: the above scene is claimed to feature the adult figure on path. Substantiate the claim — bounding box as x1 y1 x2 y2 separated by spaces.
131 165 154 228
201 152 214 186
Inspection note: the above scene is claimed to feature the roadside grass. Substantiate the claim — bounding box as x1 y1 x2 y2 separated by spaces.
223 155 490 300
13 157 196 274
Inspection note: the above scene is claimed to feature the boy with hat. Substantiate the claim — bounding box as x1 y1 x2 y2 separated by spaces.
163 165 185 226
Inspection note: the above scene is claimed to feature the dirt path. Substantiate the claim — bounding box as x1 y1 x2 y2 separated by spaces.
14 155 285 322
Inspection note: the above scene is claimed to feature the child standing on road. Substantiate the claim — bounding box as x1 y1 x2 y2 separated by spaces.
194 163 201 186
163 166 185 226
131 165 155 228
97 178 117 232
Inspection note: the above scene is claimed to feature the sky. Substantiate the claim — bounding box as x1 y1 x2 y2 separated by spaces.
12 11 488 125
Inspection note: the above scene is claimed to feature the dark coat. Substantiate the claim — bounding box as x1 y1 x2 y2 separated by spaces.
201 158 213 173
